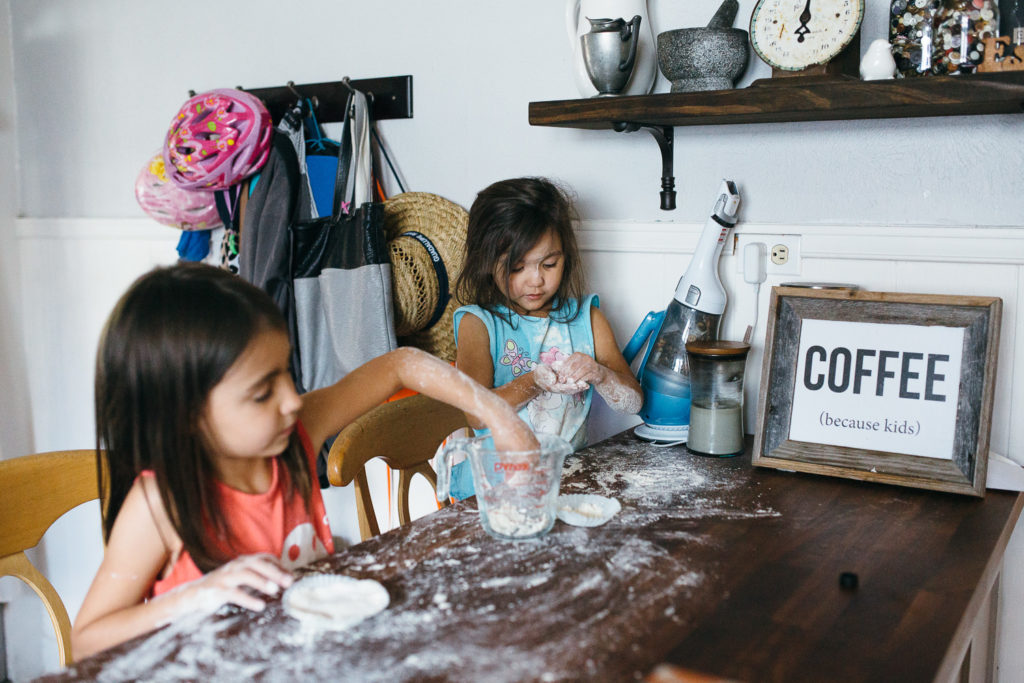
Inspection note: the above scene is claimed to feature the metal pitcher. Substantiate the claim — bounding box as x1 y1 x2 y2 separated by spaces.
580 15 642 96
566 0 656 97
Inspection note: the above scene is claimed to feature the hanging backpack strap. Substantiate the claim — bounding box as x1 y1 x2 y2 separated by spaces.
371 123 407 195
212 186 236 227
303 98 328 152
331 91 355 217
345 89 373 208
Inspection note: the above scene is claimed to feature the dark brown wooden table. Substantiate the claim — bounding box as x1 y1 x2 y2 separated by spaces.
42 431 1022 682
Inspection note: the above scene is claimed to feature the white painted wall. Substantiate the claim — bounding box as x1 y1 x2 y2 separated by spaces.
0 2 39 675
8 0 1024 225
3 0 1024 680
0 1 26 460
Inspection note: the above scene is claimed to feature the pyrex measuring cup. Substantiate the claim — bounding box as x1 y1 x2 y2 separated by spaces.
436 434 571 541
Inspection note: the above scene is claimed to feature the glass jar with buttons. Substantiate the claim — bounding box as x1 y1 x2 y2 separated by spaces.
891 0 942 76
932 0 1000 74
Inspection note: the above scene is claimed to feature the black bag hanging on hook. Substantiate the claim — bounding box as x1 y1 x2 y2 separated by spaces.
289 89 397 393
239 108 314 392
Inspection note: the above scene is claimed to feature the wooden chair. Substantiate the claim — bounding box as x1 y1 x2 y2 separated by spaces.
326 394 469 541
0 449 107 667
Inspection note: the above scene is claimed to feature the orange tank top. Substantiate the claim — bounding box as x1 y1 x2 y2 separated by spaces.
150 421 334 596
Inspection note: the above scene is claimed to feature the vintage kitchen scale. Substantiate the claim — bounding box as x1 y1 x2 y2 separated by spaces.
748 0 866 81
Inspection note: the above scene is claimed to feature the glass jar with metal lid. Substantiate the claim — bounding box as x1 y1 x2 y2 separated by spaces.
684 340 750 457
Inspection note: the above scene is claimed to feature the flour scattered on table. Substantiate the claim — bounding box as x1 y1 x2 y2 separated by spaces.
561 438 780 526
80 433 782 683
283 574 389 630
557 494 620 527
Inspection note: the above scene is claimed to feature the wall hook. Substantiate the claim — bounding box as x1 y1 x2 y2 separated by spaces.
244 76 413 124
285 81 318 114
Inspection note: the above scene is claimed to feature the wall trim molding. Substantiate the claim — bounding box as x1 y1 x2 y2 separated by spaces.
578 220 1024 265
16 217 1024 265
15 218 181 241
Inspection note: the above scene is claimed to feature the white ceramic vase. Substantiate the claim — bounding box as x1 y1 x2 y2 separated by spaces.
566 0 657 97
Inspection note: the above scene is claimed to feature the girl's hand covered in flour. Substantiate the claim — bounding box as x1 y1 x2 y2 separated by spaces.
552 352 643 415
533 362 588 395
550 353 604 389
177 553 295 613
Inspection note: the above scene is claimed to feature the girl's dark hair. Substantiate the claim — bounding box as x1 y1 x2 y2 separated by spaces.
455 177 585 323
95 262 312 573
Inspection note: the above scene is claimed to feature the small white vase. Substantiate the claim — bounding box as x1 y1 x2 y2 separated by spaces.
860 39 897 80
566 0 657 97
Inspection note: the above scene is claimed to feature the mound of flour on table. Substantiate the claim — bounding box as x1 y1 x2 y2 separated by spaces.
283 574 389 630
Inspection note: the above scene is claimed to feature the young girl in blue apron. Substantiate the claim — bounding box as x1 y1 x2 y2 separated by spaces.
450 177 642 499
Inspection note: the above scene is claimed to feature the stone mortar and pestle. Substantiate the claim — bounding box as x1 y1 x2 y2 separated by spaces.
657 0 749 93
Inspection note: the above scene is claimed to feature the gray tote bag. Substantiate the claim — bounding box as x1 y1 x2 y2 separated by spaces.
290 89 397 393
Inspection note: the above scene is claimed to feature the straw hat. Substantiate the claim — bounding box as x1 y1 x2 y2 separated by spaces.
384 192 467 363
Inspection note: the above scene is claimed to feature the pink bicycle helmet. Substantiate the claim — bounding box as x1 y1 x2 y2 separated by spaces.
163 88 272 191
135 154 223 230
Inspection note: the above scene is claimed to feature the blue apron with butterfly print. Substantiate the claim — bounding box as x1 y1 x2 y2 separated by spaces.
448 295 597 499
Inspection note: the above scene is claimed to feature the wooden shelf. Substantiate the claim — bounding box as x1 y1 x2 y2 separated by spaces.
528 71 1024 130
528 71 1024 209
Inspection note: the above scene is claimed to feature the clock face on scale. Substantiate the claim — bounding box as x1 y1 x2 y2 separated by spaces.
750 0 865 72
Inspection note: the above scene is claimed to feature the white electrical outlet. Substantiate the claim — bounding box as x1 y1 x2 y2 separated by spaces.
734 234 801 276
771 244 789 265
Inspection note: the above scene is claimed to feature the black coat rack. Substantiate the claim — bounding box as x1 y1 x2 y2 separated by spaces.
241 75 413 124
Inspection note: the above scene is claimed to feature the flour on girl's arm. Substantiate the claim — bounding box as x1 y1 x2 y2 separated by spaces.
536 344 639 415
596 380 642 415
153 584 243 629
534 358 639 415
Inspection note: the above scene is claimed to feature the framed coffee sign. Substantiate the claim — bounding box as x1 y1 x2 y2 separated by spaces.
752 287 1001 497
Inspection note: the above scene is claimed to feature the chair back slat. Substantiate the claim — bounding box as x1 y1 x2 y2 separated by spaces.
0 448 106 666
0 450 101 557
327 394 469 541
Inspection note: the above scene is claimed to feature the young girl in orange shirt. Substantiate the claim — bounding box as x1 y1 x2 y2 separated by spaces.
72 262 535 658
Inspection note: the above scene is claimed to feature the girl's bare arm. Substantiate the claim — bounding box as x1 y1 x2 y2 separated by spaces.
301 346 537 454
72 479 293 659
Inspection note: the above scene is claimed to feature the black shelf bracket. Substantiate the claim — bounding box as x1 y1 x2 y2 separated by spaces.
614 122 675 210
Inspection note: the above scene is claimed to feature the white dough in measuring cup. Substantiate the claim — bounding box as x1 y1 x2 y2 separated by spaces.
556 494 621 527
283 574 389 630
